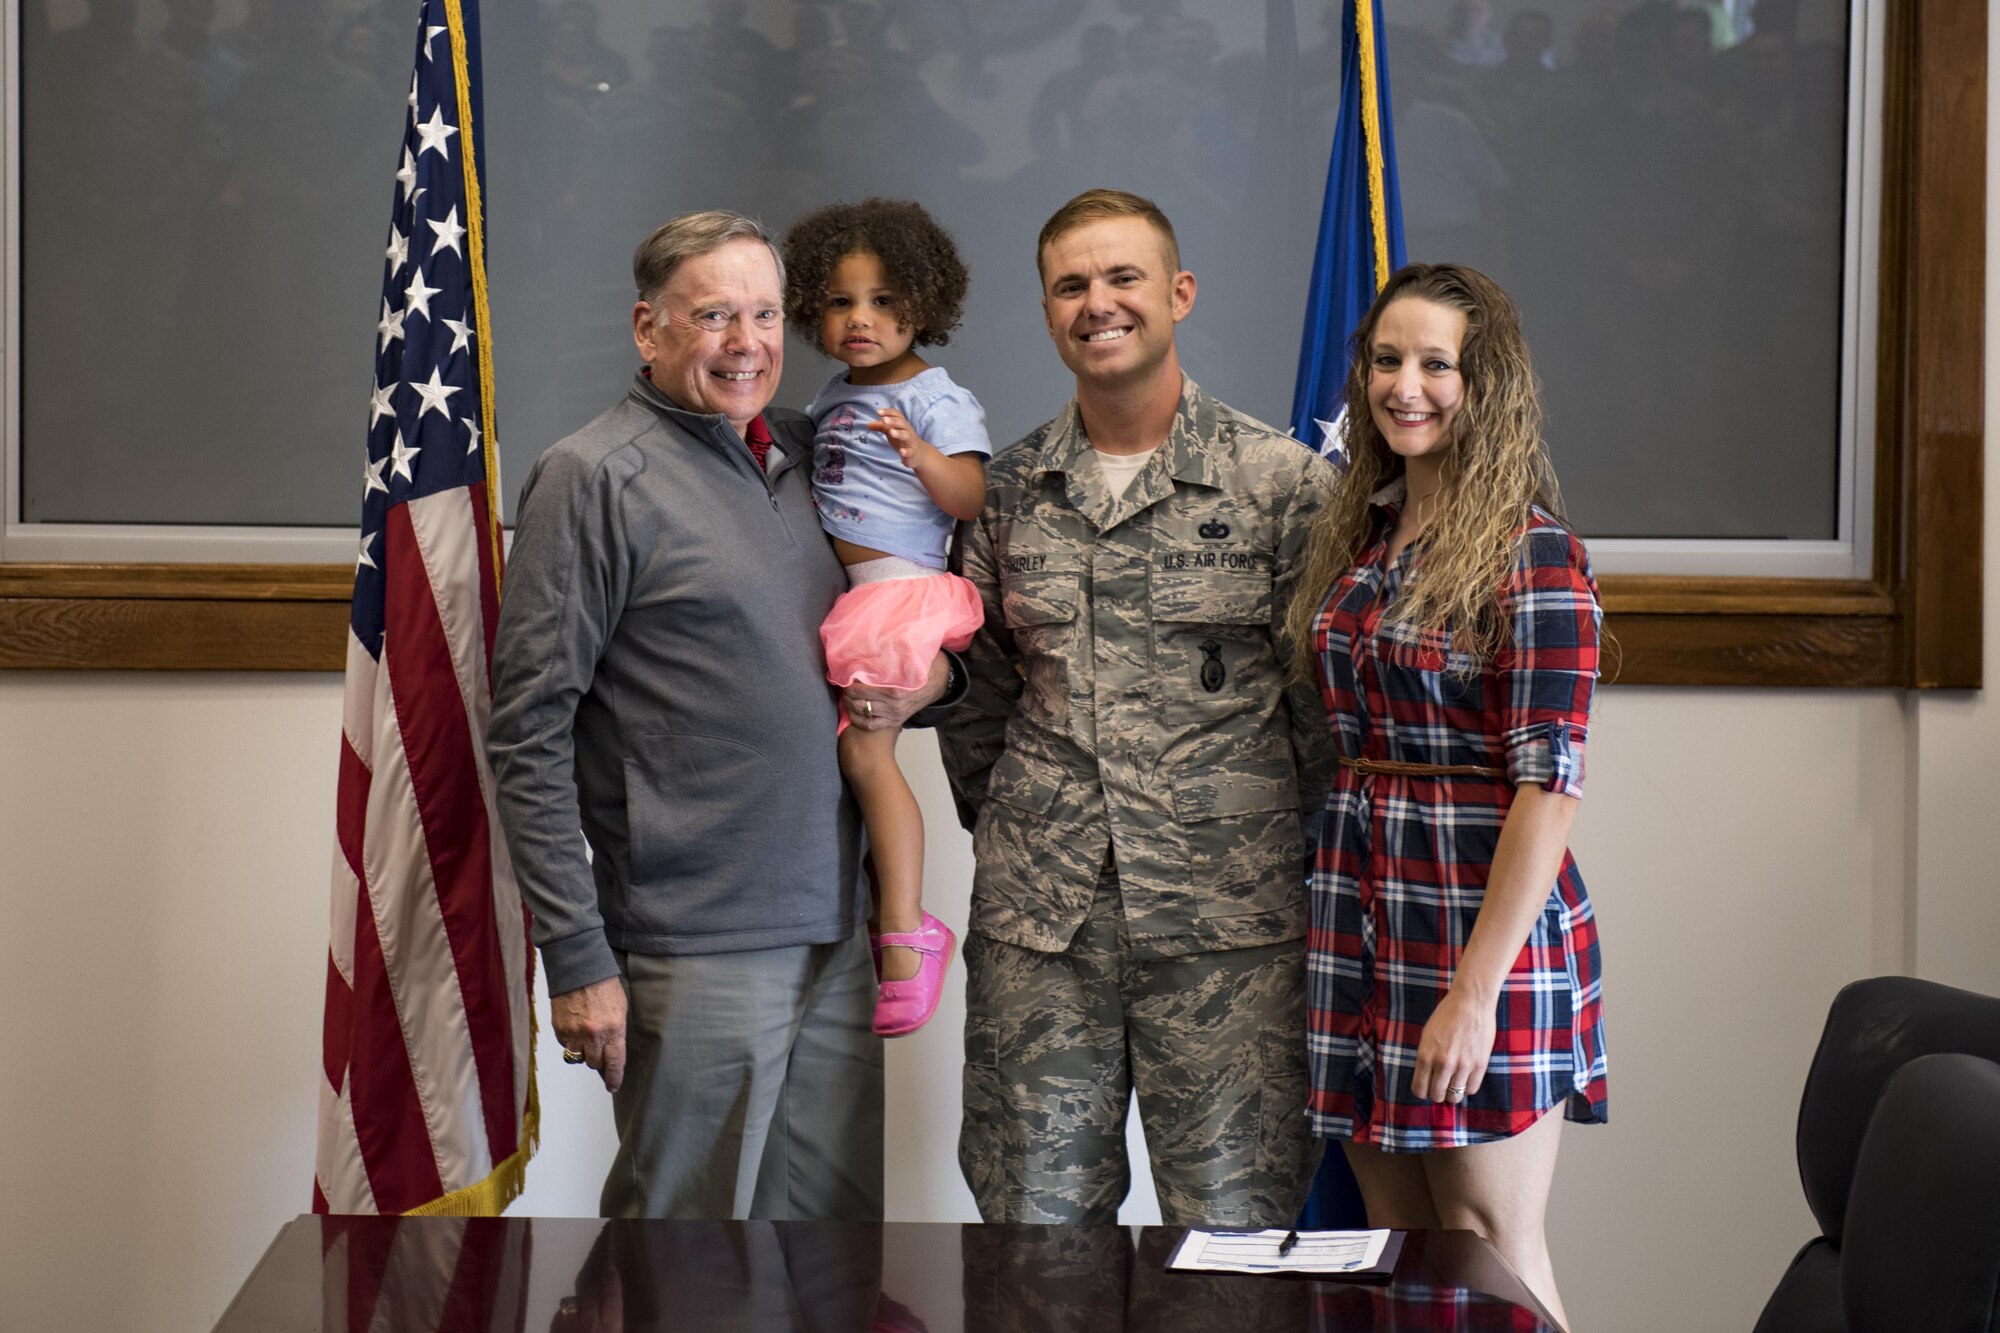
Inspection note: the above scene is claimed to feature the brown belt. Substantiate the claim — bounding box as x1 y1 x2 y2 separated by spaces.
1338 755 1507 779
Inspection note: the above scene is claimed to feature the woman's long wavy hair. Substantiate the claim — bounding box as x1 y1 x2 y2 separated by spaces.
1287 263 1564 677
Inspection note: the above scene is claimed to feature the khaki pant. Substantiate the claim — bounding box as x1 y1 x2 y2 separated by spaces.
959 870 1319 1227
602 929 884 1219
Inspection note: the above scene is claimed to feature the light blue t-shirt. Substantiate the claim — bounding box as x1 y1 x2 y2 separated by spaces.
806 366 991 568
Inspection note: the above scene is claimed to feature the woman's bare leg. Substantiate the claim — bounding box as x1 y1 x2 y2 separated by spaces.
1422 1106 1568 1330
838 723 925 982
1340 1138 1442 1230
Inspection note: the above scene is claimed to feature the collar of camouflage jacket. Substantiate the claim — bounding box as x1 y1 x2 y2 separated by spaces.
1033 373 1229 495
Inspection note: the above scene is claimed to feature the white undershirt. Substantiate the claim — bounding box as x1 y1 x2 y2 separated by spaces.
1094 445 1161 498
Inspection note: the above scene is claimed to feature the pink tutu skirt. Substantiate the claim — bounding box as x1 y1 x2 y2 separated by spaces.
821 571 983 708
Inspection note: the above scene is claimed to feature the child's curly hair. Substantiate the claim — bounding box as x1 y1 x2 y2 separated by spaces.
782 198 969 348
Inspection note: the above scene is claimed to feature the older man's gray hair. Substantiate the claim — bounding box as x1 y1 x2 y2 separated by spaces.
632 211 785 312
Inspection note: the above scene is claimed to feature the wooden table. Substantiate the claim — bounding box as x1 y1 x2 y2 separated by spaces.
214 1216 1559 1331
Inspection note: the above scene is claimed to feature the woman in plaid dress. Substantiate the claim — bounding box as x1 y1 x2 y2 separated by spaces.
1287 264 1607 1330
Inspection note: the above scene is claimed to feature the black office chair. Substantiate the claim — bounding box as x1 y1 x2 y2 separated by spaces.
1841 1053 2000 1332
1753 977 2000 1333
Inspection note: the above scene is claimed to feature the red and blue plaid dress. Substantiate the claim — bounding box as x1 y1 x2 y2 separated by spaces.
1307 496 1609 1151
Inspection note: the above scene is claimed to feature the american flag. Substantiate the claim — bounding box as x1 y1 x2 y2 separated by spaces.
316 0 537 1217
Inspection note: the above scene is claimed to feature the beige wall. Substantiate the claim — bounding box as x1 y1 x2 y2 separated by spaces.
0 673 1937 1331
2 33 1992 1333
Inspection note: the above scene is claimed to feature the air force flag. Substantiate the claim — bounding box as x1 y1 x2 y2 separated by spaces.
1290 0 1408 466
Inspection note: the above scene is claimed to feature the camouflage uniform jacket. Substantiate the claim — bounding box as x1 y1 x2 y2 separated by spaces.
940 376 1337 960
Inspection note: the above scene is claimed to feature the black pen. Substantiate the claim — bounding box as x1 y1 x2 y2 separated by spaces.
1276 1229 1299 1256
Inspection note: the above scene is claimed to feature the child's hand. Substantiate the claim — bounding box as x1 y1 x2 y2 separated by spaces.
869 408 939 470
869 406 988 521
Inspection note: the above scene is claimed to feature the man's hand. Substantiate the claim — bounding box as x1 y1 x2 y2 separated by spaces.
551 1261 625 1333
551 976 629 1092
843 651 949 731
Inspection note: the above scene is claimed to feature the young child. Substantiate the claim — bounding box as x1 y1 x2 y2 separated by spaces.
782 199 989 1037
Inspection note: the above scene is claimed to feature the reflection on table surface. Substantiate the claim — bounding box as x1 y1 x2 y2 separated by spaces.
213 1216 1556 1333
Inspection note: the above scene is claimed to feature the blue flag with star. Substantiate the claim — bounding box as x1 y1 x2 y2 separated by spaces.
1290 0 1407 466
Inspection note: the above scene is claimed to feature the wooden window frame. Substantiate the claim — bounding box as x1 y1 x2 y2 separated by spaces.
1600 0 1984 688
0 1 1983 682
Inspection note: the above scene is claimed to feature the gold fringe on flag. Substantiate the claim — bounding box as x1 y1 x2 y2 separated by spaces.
403 1091 540 1217
1353 0 1393 289
443 0 506 580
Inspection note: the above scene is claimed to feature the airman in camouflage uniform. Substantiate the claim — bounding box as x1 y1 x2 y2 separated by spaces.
940 190 1334 1227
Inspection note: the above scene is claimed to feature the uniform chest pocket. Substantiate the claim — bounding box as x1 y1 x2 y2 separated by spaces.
1153 567 1276 712
999 568 1079 732
1151 566 1272 627
1000 570 1079 632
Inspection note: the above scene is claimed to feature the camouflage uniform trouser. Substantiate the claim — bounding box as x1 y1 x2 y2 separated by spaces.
962 1225 1313 1333
959 866 1320 1227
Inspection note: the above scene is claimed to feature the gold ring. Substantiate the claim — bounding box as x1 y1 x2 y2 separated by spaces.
862 700 874 719
562 1048 587 1065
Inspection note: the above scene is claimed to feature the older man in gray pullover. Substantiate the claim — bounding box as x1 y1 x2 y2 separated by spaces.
486 212 948 1219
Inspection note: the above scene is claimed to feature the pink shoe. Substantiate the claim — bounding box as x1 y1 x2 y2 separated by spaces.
871 911 956 1037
